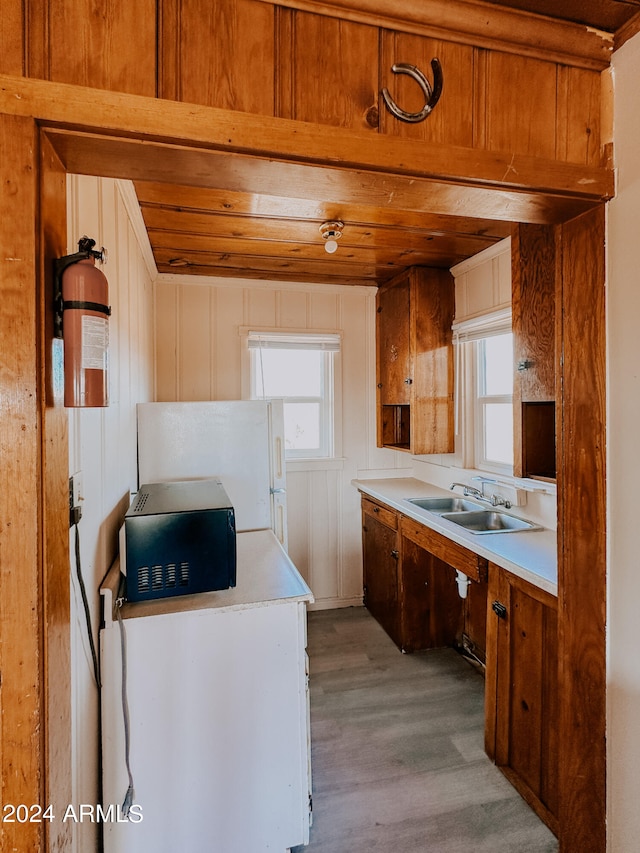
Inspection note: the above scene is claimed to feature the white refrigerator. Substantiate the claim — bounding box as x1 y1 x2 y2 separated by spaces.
136 399 288 548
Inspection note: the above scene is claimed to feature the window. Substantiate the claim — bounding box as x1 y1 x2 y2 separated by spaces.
453 309 513 475
474 333 514 472
247 331 340 459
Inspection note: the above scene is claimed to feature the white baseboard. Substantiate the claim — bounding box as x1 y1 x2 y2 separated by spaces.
307 596 363 612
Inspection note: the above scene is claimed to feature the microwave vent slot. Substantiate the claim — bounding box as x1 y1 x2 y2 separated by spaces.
132 491 149 513
180 562 190 586
137 566 150 594
165 563 177 588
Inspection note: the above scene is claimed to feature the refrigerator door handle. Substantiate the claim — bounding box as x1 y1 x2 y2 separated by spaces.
270 487 286 494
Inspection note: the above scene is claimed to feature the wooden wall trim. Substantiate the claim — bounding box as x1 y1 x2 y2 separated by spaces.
614 11 640 52
556 205 606 852
258 0 613 70
0 113 45 853
39 132 72 851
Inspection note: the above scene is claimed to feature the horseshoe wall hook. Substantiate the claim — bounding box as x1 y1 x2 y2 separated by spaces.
381 59 443 123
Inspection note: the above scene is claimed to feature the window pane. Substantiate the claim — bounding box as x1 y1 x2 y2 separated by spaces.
484 403 513 465
482 334 513 396
254 349 322 397
283 402 321 451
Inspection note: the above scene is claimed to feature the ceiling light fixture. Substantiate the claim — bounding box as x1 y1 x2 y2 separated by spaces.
319 220 344 254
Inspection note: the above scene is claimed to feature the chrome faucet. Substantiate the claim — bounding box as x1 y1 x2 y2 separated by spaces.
450 479 512 509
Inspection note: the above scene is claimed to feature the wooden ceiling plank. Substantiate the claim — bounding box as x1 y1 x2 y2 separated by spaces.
134 180 513 240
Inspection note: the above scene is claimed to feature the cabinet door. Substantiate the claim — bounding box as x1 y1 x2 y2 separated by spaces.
280 10 379 131
160 0 275 114
400 533 462 653
411 267 455 455
29 0 157 95
362 505 399 644
485 565 559 833
376 275 411 406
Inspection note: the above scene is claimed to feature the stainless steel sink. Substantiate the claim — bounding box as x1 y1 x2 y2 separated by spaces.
407 497 482 514
440 510 540 534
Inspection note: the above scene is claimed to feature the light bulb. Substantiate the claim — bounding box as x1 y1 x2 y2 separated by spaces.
324 239 338 254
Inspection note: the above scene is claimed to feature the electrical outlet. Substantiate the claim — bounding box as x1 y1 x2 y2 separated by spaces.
70 471 83 509
69 472 83 526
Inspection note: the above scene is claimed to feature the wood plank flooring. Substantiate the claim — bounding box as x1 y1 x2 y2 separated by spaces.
292 607 558 853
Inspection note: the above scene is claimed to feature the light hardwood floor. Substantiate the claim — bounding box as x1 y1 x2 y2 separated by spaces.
293 606 558 853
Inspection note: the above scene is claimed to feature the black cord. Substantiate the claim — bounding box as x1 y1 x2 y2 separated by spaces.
73 520 101 688
116 603 135 816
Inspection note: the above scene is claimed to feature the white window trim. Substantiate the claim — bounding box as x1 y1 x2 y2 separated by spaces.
453 309 513 476
240 326 343 461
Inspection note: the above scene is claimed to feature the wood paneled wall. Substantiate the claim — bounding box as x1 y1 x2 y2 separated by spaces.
0 0 608 168
154 276 401 607
66 176 155 852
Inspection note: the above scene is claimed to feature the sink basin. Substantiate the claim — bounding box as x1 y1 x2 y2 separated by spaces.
440 510 540 534
407 497 482 514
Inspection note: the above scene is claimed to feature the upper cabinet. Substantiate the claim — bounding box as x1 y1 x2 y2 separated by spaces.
511 224 557 480
278 10 380 131
159 0 276 114
5 1 607 170
376 266 455 455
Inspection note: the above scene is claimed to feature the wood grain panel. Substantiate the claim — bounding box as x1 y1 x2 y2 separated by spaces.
376 275 411 406
379 32 474 146
362 496 398 529
400 516 488 582
255 0 614 69
485 52 557 159
39 131 73 852
0 114 43 853
289 11 379 131
512 223 556 401
412 267 455 454
556 205 606 853
0 0 24 75
160 0 275 114
29 0 157 95
556 66 603 166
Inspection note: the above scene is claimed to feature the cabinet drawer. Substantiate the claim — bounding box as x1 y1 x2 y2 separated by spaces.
400 516 487 582
362 497 398 530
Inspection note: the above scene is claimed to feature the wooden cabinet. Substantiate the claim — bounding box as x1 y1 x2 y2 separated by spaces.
159 0 276 114
279 10 379 131
511 224 557 480
362 497 400 644
361 496 487 655
376 266 455 455
485 563 558 834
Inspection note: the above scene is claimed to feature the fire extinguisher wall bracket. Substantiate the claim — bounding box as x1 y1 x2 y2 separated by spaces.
54 236 111 408
54 236 107 338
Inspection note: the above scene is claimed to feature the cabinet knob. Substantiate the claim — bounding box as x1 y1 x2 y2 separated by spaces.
391 549 399 560
517 359 534 371
373 506 379 513
377 383 383 389
404 377 413 384
492 600 507 620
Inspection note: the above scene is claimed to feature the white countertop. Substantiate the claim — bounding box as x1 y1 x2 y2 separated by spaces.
353 477 557 596
101 528 313 625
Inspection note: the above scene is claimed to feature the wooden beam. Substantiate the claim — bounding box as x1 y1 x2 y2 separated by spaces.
253 0 614 70
0 75 614 226
0 113 44 853
556 205 606 852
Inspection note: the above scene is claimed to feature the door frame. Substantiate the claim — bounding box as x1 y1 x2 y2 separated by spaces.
0 73 607 851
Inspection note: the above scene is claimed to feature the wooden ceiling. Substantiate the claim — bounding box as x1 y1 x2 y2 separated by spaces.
135 0 636 287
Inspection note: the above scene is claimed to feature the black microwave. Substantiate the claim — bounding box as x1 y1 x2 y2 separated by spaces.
121 479 236 602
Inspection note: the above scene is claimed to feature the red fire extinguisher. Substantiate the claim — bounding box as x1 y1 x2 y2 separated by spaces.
54 236 111 408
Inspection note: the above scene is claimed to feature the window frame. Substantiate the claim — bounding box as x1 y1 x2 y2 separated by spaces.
242 328 342 461
472 335 514 475
453 309 513 476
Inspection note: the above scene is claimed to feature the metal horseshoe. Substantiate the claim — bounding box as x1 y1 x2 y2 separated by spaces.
381 59 443 123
